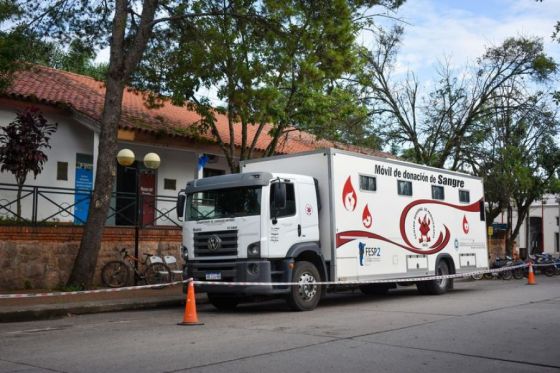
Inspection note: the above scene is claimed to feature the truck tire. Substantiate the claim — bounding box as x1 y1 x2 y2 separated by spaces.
287 261 322 311
208 294 239 311
417 260 450 295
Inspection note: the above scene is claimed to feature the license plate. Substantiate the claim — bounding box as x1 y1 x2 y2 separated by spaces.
205 272 222 280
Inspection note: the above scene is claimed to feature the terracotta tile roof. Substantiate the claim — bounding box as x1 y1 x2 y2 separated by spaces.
4 65 392 158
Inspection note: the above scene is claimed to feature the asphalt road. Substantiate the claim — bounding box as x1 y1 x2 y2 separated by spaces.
1 277 559 373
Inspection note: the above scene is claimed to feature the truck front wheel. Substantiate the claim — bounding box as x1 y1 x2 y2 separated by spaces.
287 261 322 311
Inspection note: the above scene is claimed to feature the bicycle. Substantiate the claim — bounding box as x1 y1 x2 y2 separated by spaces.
101 248 172 288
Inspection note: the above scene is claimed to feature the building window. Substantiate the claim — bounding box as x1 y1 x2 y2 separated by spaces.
556 217 559 226
57 162 68 181
359 175 376 192
459 190 470 203
397 180 412 196
556 233 559 253
432 185 445 200
164 178 176 190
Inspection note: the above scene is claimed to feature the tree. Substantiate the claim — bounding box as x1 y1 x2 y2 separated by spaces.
2 0 167 287
0 107 57 218
552 21 560 104
482 93 559 254
45 39 109 81
7 0 322 287
359 28 557 169
134 0 402 171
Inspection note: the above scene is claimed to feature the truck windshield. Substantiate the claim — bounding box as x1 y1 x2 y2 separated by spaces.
187 186 262 221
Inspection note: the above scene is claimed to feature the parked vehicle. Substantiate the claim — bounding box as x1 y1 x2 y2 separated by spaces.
512 258 526 280
101 248 172 288
553 257 560 276
529 254 556 277
483 256 515 280
176 149 489 311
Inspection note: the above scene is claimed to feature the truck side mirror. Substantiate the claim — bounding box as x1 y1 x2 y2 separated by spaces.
177 192 186 221
271 182 287 210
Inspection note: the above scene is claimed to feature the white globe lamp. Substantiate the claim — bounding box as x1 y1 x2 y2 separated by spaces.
116 149 135 166
143 152 161 170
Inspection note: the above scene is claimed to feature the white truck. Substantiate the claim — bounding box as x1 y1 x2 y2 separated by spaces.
176 149 489 311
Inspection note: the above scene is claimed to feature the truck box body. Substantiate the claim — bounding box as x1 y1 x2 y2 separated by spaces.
242 148 489 282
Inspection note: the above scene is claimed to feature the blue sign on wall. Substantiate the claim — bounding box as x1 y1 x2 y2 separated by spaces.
74 154 93 224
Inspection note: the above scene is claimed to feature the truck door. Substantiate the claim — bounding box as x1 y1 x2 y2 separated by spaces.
268 180 300 257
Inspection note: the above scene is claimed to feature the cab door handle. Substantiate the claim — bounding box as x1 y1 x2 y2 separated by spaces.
298 224 302 237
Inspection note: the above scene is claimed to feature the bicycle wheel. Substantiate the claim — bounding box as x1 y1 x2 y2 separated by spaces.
543 265 555 277
513 268 524 280
144 262 172 286
501 270 513 280
101 260 130 288
471 273 484 281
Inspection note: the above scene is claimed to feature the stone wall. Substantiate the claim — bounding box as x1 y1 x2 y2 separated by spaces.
0 226 182 290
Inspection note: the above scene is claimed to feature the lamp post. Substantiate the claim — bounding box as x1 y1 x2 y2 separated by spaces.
116 149 160 283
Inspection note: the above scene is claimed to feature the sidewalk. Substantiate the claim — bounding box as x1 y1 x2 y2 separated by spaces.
0 284 207 323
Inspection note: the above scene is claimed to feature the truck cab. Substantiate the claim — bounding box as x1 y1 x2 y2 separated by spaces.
176 171 326 311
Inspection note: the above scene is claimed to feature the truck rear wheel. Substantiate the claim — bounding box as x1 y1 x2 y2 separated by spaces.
287 261 322 311
417 260 451 295
208 294 239 311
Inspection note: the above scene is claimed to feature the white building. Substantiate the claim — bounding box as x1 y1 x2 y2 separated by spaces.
0 66 385 227
495 194 560 257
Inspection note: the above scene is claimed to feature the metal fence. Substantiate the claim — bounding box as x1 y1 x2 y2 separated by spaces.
0 183 180 227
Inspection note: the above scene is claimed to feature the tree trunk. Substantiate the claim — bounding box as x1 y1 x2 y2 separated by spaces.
507 204 529 257
66 0 158 288
15 175 26 222
16 182 22 221
67 77 125 288
66 0 129 288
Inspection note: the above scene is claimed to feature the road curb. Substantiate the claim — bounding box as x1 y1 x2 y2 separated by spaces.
0 294 208 323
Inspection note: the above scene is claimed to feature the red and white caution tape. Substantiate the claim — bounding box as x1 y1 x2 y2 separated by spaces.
0 280 186 299
0 263 536 299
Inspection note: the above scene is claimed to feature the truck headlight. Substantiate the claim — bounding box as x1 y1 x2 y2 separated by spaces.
247 242 261 258
180 245 189 260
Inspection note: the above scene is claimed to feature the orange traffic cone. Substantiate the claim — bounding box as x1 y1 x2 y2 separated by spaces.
178 280 204 325
527 262 536 286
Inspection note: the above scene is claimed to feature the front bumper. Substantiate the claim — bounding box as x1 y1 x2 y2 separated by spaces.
185 259 293 296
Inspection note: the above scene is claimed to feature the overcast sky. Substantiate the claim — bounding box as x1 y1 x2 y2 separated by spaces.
95 0 560 104
375 0 560 79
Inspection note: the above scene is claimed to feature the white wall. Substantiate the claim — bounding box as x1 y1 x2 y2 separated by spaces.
110 142 231 226
0 108 94 223
495 195 560 255
0 106 233 226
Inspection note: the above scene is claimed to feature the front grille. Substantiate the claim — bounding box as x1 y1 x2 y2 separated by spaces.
194 230 238 256
190 261 237 281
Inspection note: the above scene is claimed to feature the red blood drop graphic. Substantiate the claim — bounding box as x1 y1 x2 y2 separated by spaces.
342 176 357 211
463 215 469 234
362 204 372 228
